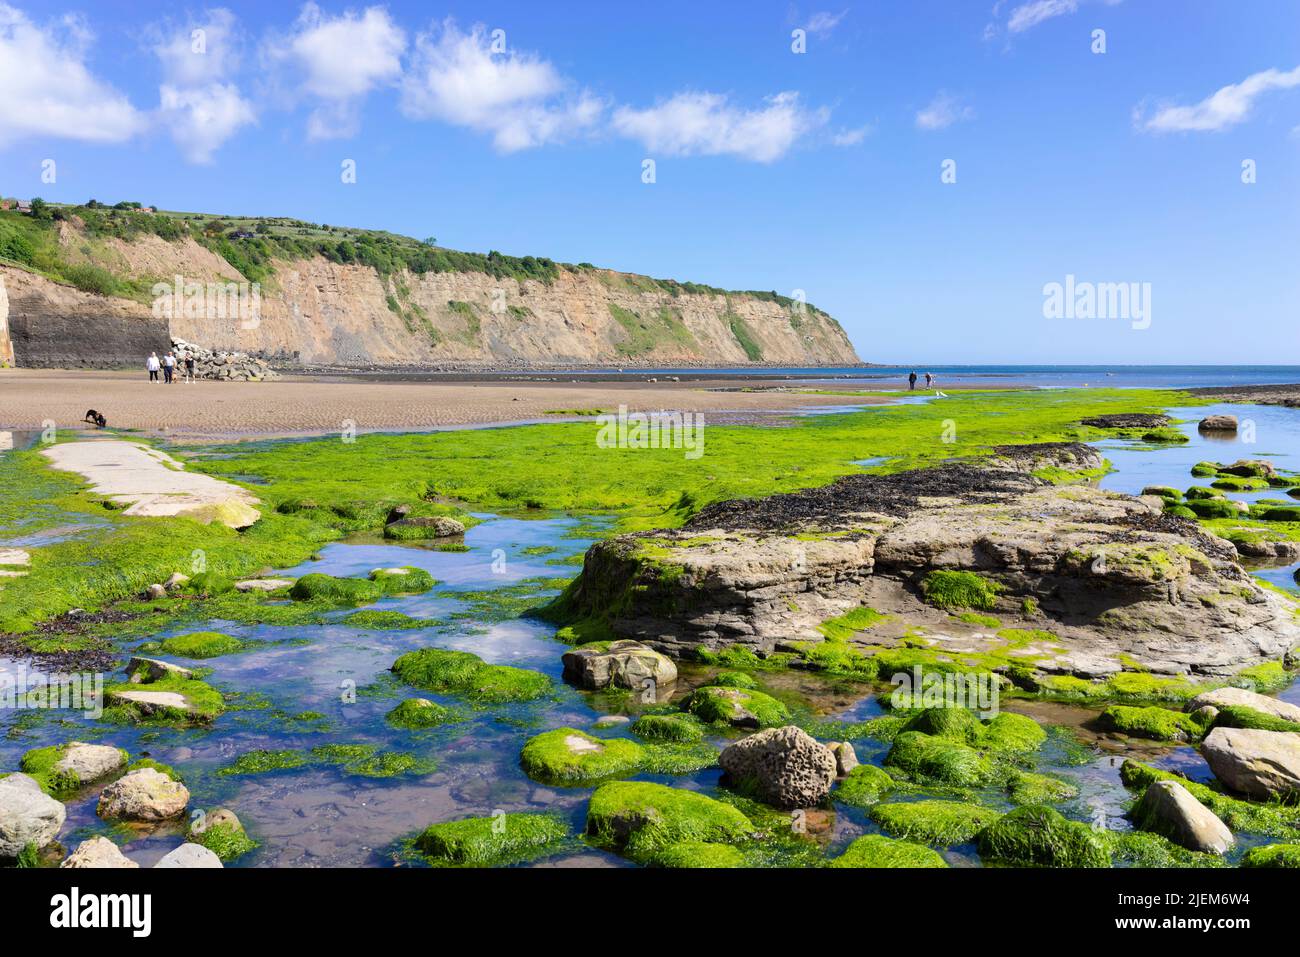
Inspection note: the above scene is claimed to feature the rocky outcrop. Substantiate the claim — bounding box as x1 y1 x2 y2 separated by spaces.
561 640 677 690
718 726 837 809
1187 687 1300 723
61 836 138 868
1200 727 1300 800
51 742 126 788
1132 781 1234 855
554 448 1300 678
1199 415 1239 432
0 772 65 857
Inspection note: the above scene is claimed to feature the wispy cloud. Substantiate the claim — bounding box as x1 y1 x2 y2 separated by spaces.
832 124 872 146
806 10 848 37
265 2 406 140
915 91 974 131
401 20 604 153
613 91 828 163
1135 66 1300 133
0 3 144 146
1006 0 1078 34
151 9 255 164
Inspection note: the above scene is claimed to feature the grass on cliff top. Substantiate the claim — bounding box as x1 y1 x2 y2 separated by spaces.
0 388 1194 634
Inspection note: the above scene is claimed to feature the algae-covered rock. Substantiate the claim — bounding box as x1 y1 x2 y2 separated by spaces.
870 800 1000 845
385 515 466 540
1188 687 1300 723
1131 780 1234 856
391 647 551 703
519 728 644 785
386 698 457 729
718 726 836 809
829 834 948 868
103 677 225 725
160 631 243 659
884 731 995 787
630 713 704 743
585 781 755 857
20 742 127 795
834 764 897 808
1099 705 1208 742
651 841 745 868
289 573 382 605
712 670 757 689
189 808 257 862
976 805 1109 867
369 566 436 595
900 706 982 743
683 686 790 729
1240 843 1300 868
416 813 568 866
1007 771 1078 805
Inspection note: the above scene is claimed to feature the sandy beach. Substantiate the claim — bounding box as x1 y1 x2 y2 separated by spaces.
0 369 891 442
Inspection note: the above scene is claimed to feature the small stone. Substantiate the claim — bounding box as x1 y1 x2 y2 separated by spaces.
154 843 222 868
829 742 859 776
718 726 837 810
562 640 678 691
0 772 66 857
145 583 166 600
127 656 193 684
164 572 190 590
233 578 294 592
1198 415 1239 432
1134 780 1234 855
61 836 138 869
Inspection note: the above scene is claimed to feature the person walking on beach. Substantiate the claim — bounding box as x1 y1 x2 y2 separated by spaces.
183 351 196 383
163 351 175 384
146 352 160 382
924 372 933 389
908 370 918 391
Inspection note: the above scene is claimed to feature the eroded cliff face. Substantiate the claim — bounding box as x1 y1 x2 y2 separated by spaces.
4 223 859 369
0 267 169 369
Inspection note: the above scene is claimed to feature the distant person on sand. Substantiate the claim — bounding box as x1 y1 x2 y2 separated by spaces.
146 352 160 382
183 352 195 383
924 372 933 389
908 371 918 391
163 351 175 384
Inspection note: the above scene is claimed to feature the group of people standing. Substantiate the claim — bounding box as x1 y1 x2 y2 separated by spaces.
146 350 195 384
907 370 936 390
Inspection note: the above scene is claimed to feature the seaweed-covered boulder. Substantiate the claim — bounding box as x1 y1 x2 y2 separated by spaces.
1099 705 1208 742
127 656 193 683
520 728 644 785
416 812 568 866
829 834 947 868
1241 844 1300 868
976 805 1109 867
585 781 755 857
1220 459 1275 478
369 566 436 595
384 516 465 540
160 631 243 659
834 764 897 807
1200 727 1300 800
154 843 222 868
871 800 1000 845
884 731 995 787
188 809 256 862
651 841 745 868
61 836 138 868
1132 781 1233 855
630 714 703 743
391 647 551 703
97 768 190 822
386 698 456 729
1198 415 1238 432
0 773 65 858
1187 687 1300 724
21 742 127 794
718 726 836 809
683 686 790 729
561 640 677 691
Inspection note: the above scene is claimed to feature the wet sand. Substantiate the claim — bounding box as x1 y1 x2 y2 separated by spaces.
0 369 893 443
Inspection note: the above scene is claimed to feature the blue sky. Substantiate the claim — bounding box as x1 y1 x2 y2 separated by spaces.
0 0 1297 364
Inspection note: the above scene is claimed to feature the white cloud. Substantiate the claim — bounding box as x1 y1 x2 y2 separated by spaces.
832 124 871 146
0 4 144 146
152 9 255 164
1006 0 1077 33
613 91 827 163
1136 66 1300 133
267 3 406 139
159 84 256 164
401 20 603 152
806 10 848 37
915 92 974 131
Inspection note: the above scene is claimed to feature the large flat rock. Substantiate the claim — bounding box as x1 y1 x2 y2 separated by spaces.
42 440 259 528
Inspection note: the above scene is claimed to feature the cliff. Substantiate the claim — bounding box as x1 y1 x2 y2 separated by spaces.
0 208 859 370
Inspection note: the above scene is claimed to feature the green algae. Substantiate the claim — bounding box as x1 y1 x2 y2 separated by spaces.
650 841 745 868
977 805 1110 867
872 800 1001 845
682 686 791 728
585 781 755 859
1212 704 1300 734
834 764 900 808
190 820 258 862
289 574 382 606
1007 771 1078 805
519 727 644 784
390 647 551 703
920 570 1002 611
1120 760 1300 838
630 713 705 743
218 749 310 776
125 758 181 781
368 566 436 595
816 605 887 641
385 698 458 729
310 743 437 779
101 675 225 725
828 834 947 868
340 610 437 630
1102 829 1226 868
415 812 569 866
19 743 127 796
159 631 244 659
1099 704 1209 742
884 731 996 787
710 670 758 689
1240 843 1300 868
